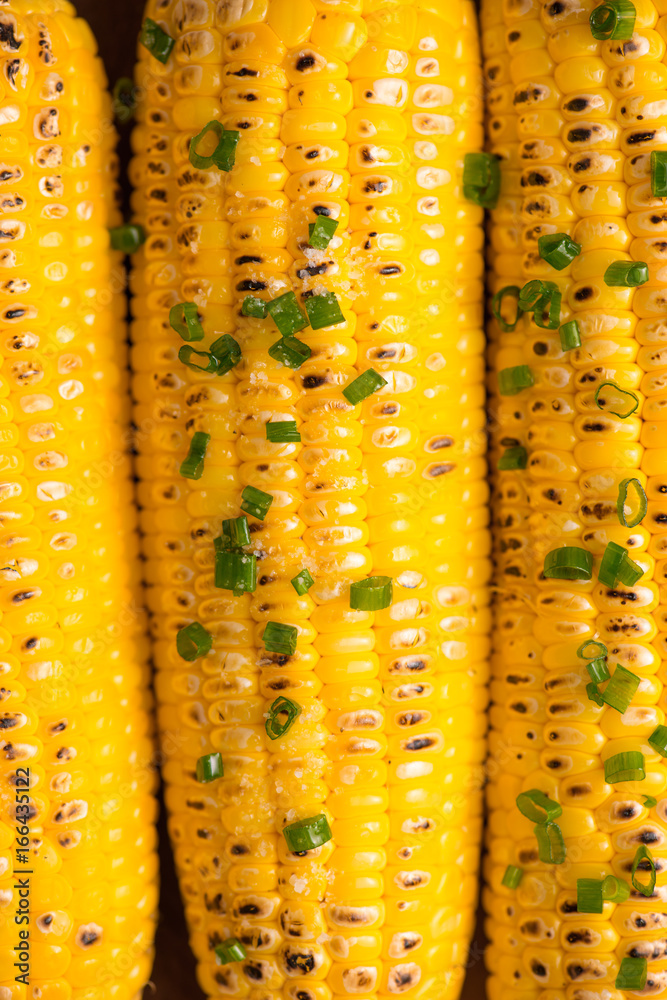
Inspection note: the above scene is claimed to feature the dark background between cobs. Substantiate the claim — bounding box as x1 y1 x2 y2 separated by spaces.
74 0 487 995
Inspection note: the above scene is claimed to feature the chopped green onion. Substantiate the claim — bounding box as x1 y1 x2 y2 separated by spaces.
343 369 387 405
617 477 647 528
109 224 145 254
534 821 566 864
649 724 667 758
222 516 251 549
241 486 273 520
180 431 210 480
516 789 562 824
518 280 561 329
176 622 212 662
265 696 301 740
602 874 630 902
577 878 603 914
196 752 223 783
559 319 581 351
304 291 345 330
586 657 610 684
242 295 267 318
189 121 240 171
643 795 658 808
615 956 647 991
603 259 648 287
601 664 640 714
589 0 636 41
266 420 300 443
604 750 645 784
586 682 604 707
139 17 175 63
215 549 256 596
112 77 137 123
291 569 314 595
538 233 581 270
498 446 528 470
594 380 639 419
263 621 298 655
498 365 534 396
350 576 393 611
577 639 607 660
501 865 523 889
651 149 667 197
269 335 312 369
308 216 339 249
631 844 656 897
283 814 332 852
215 939 246 965
598 540 643 588
267 292 307 336
543 546 592 580
518 279 545 312
210 334 242 375
491 285 522 332
170 302 205 342
462 151 500 209
179 345 219 374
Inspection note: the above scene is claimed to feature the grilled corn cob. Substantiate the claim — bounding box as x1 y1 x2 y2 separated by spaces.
0 2 159 999
130 1 489 998
483 0 667 997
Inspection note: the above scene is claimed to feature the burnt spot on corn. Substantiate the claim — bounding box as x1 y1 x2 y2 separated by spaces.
565 97 589 113
628 130 657 145
567 127 592 143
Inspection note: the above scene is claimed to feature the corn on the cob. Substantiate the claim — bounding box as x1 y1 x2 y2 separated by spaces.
130 1 489 998
483 0 667 997
0 3 158 998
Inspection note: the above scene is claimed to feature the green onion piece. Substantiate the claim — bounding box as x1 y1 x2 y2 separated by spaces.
594 380 639 419
291 569 314 595
602 874 631 902
501 865 523 889
265 696 301 739
241 485 273 520
343 369 388 405
215 939 246 965
601 664 640 714
598 540 643 588
170 302 205 342
267 292 307 336
559 319 581 351
215 549 256 596
180 431 210 480
516 789 562 824
222 516 250 548
643 795 658 808
109 224 145 254
210 334 242 375
586 682 604 707
196 752 223 783
242 295 267 318
498 365 534 396
266 420 301 443
189 121 239 171
491 285 522 332
518 279 546 311
604 750 645 784
617 477 647 528
543 546 593 581
517 280 562 329
139 17 175 63
263 621 298 655
462 151 500 208
577 878 603 914
631 844 656 897
268 336 312 369
616 956 647 991
305 291 345 330
178 345 219 374
534 821 566 864
577 639 607 660
308 216 339 249
603 259 648 287
283 814 332 852
350 576 393 611
649 724 667 758
537 233 582 270
112 77 137 123
651 149 667 197
589 0 636 41
176 622 212 662
586 657 610 684
498 446 528 470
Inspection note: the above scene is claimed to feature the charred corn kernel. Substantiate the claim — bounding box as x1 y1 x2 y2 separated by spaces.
484 0 667 996
0 1 158 998
131 0 488 998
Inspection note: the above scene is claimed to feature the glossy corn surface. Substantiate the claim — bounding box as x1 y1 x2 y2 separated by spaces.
130 1 489 998
483 0 667 997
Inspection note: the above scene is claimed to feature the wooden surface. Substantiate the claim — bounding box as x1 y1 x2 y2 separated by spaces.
74 1 488 996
